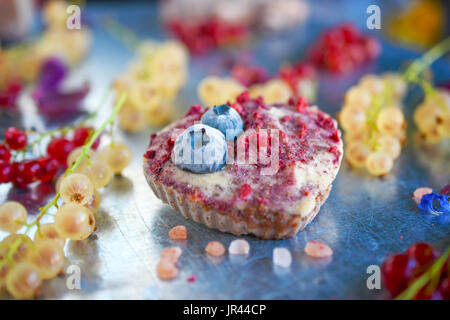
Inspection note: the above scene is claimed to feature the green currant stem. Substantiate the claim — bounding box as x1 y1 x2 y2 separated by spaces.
417 78 448 113
0 93 127 270
68 93 127 174
364 82 396 148
102 17 143 51
395 247 450 300
403 37 450 82
363 37 450 147
101 18 158 80
402 37 450 114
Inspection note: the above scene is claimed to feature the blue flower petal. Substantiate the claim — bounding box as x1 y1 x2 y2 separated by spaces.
418 192 450 216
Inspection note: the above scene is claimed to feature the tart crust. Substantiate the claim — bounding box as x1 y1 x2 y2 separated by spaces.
147 177 331 239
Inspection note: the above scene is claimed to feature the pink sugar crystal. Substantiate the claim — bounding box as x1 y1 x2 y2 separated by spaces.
304 240 333 258
273 247 292 268
228 239 250 255
412 187 433 204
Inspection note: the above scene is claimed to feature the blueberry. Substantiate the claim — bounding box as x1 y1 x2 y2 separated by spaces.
201 104 243 141
172 124 227 174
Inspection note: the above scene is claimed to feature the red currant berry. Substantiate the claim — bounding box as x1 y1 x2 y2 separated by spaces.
440 184 450 196
47 137 75 165
37 157 60 183
0 160 13 183
73 127 90 147
72 127 100 149
439 277 450 300
413 286 443 300
407 242 436 266
4 127 27 150
12 160 40 187
0 144 11 161
381 253 411 296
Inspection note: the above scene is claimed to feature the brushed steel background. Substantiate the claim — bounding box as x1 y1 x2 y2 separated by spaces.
0 1 449 299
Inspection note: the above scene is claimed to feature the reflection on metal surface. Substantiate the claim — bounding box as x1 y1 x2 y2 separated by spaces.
0 1 449 300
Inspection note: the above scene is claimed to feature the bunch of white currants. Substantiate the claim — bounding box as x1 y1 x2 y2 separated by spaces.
114 41 189 132
413 88 450 144
339 73 407 176
0 142 131 299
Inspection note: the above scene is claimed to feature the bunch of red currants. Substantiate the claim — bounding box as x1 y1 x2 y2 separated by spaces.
381 242 450 300
0 126 98 187
168 17 249 54
308 22 380 74
0 81 23 109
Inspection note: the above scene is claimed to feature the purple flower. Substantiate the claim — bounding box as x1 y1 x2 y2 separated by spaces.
418 192 450 216
37 57 67 92
34 84 90 116
32 57 90 119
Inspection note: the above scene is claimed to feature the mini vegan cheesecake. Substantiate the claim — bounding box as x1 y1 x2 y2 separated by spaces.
144 92 343 239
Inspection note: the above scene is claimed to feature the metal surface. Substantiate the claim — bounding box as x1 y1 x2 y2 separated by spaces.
1 1 449 300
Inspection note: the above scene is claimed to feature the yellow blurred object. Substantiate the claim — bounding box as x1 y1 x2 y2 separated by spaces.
34 27 92 66
387 0 445 47
43 0 69 28
197 77 245 107
197 76 298 106
0 0 91 86
114 40 189 131
249 79 292 104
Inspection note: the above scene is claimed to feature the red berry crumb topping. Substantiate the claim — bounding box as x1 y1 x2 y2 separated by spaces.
185 104 203 118
239 184 252 199
295 96 308 113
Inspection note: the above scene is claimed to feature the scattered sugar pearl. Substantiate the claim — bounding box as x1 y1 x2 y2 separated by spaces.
205 241 226 257
412 187 433 204
157 261 179 280
169 225 187 240
304 240 333 258
228 239 250 255
273 247 292 268
160 246 182 264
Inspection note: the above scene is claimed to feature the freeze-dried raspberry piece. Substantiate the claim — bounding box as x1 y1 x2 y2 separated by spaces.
205 241 226 257
160 247 182 264
157 261 179 280
304 240 333 258
169 225 187 240
239 184 252 199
